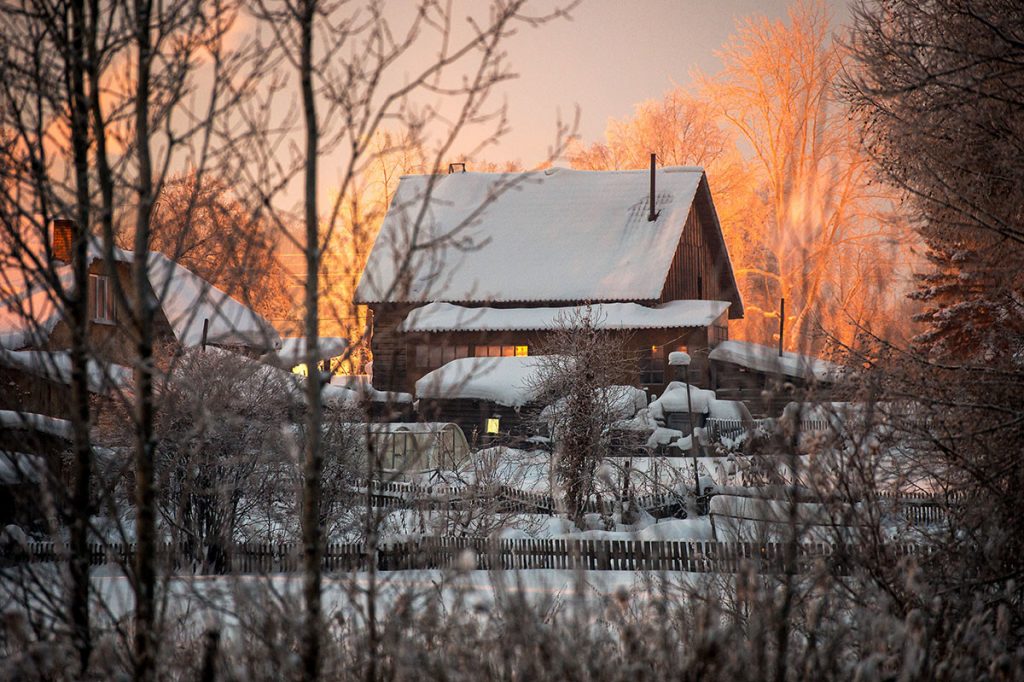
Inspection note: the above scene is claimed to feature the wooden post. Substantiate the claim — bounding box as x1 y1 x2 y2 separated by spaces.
778 298 785 357
201 318 209 352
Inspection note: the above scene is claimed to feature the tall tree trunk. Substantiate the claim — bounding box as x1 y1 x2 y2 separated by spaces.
299 1 323 679
132 1 158 679
68 0 93 674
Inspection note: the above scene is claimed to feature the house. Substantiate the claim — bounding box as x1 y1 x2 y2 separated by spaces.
708 340 841 417
0 222 280 420
354 163 744 403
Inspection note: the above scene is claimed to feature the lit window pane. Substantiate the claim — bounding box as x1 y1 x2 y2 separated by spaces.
514 345 528 357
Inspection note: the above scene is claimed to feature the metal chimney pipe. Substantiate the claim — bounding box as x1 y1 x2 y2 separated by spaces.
648 153 657 222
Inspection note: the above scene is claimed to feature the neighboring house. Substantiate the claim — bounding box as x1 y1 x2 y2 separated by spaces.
708 340 841 417
0 224 281 419
355 164 744 399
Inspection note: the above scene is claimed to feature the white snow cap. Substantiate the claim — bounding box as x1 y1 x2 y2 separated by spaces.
415 356 555 407
648 382 717 419
356 167 734 304
709 340 840 381
668 351 691 366
400 300 729 333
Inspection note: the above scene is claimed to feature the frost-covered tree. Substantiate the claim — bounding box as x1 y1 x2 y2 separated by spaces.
845 0 1024 361
529 308 630 525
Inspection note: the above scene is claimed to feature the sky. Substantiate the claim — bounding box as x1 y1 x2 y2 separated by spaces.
445 0 852 167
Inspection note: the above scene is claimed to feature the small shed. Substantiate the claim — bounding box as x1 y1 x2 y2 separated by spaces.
709 340 841 417
414 355 552 439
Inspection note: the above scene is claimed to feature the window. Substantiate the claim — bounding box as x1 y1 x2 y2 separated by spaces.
710 323 729 346
415 343 470 370
88 274 115 323
639 345 664 385
473 344 527 358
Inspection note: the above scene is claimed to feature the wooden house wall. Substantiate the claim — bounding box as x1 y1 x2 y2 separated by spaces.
380 324 715 399
0 367 73 420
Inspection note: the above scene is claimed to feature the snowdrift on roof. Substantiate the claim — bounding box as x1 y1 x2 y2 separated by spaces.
400 300 730 333
356 167 705 304
415 356 555 407
709 340 840 381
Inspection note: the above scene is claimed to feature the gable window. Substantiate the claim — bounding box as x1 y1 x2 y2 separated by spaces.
88 274 115 323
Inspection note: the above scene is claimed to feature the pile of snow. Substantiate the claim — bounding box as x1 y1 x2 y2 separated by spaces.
707 398 752 421
0 348 131 392
400 300 730 332
266 336 348 368
415 356 555 407
648 382 717 420
709 340 840 381
356 166 715 304
667 351 690 366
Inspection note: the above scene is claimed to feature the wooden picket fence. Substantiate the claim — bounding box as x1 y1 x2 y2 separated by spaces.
364 481 689 518
3 537 929 576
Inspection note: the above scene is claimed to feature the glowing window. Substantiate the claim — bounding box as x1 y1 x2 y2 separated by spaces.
514 345 528 357
485 417 500 434
292 363 309 376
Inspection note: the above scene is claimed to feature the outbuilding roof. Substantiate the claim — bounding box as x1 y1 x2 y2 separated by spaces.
355 166 740 307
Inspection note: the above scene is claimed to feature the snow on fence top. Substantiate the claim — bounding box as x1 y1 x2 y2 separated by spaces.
708 339 840 381
415 355 555 407
356 166 712 304
399 300 730 333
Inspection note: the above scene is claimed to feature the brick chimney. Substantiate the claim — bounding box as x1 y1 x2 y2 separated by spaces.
51 219 74 263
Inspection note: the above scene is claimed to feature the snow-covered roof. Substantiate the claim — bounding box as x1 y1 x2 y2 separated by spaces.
399 300 730 333
264 336 348 368
356 166 733 304
0 410 74 440
145 251 279 351
0 244 280 352
415 356 554 407
0 349 131 392
709 340 840 381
